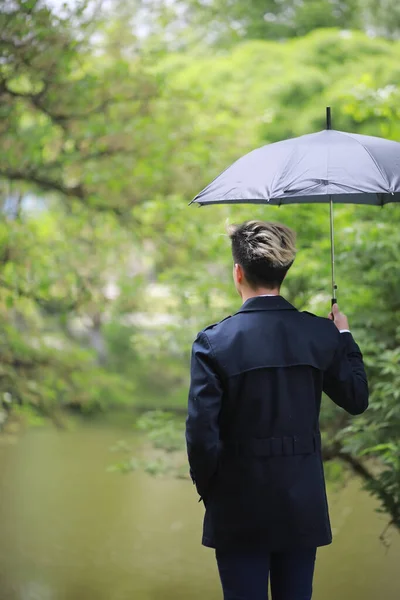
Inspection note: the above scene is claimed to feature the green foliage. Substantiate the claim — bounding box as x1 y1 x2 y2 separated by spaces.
114 0 400 49
11 404 46 428
136 410 184 452
0 0 160 211
109 411 186 476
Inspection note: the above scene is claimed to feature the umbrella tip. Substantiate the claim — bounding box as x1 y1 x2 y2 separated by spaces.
326 106 332 130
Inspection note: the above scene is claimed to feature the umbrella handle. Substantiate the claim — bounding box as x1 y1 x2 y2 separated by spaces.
331 288 338 321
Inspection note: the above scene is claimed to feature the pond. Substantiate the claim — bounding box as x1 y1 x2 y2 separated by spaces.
0 421 399 600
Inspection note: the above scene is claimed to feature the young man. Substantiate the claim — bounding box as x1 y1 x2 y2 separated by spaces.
186 220 368 600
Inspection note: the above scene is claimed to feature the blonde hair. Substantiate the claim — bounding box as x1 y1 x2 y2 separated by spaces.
227 221 296 289
227 220 296 267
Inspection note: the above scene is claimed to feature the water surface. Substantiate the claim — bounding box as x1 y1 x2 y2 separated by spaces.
0 423 399 599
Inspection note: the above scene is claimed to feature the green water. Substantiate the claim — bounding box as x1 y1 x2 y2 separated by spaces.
0 423 399 600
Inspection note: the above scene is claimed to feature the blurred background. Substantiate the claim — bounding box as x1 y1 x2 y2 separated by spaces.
0 1 400 598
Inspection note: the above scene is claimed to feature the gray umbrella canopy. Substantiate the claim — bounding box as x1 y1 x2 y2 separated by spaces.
191 122 400 303
191 129 400 207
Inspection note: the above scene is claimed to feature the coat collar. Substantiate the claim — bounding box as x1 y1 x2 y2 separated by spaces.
236 295 297 314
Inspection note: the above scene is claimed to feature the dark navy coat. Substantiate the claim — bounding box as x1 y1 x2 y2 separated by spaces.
186 295 368 551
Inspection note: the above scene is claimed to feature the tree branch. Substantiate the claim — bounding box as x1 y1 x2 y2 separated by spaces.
0 279 86 313
323 444 400 531
0 78 146 129
0 168 85 198
38 92 147 123
0 355 50 370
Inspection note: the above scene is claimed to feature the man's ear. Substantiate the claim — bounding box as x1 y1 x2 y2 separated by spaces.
234 263 244 284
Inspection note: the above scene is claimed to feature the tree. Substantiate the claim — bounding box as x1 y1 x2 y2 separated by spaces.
0 0 159 212
0 0 160 415
109 0 400 49
183 0 362 41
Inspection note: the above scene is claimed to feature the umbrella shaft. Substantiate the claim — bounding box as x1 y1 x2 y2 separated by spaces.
330 197 337 304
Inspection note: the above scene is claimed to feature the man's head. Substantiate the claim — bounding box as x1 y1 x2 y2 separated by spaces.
227 220 296 298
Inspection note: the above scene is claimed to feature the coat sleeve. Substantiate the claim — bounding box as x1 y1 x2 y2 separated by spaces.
186 331 223 499
323 331 369 415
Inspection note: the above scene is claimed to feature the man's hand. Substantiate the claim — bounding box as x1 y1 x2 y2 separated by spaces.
328 303 350 331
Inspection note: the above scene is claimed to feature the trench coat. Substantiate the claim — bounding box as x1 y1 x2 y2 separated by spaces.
185 295 368 550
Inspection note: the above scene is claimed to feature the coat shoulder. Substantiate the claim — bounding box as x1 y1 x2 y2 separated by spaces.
302 310 333 324
302 310 324 319
301 310 340 337
201 315 232 335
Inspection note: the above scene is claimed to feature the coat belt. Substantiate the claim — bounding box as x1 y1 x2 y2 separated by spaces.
222 433 321 457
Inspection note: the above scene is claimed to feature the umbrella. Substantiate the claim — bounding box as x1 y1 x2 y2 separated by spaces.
191 108 400 304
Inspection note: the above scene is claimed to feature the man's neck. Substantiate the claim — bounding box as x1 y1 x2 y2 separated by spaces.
241 288 280 304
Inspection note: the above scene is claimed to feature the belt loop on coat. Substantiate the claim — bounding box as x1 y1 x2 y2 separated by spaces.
271 437 283 456
314 432 321 452
282 436 295 456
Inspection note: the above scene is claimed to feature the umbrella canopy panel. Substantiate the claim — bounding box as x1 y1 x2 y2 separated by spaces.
192 130 400 207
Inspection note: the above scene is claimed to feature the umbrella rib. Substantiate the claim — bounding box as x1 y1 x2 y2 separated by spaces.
339 131 392 192
270 143 300 197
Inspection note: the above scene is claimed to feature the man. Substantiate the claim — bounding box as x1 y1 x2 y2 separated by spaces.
186 220 368 600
